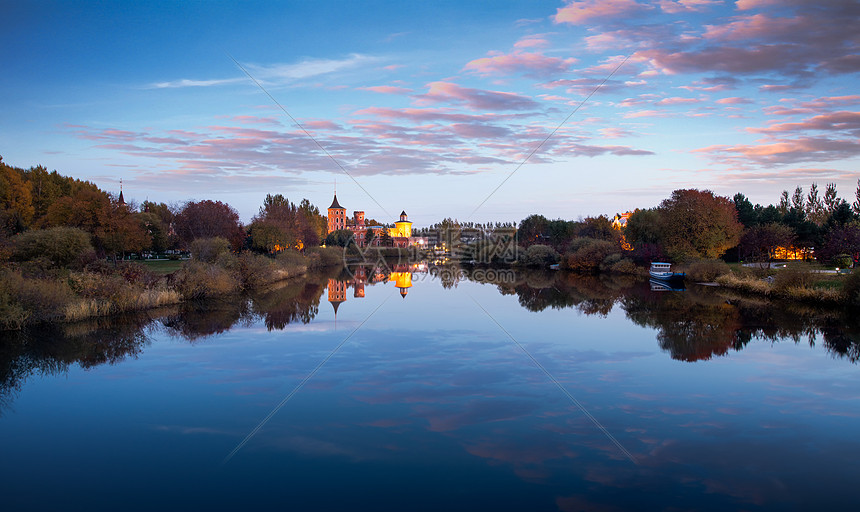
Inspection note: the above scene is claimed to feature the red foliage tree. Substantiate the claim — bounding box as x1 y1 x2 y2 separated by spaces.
175 200 245 251
658 189 743 261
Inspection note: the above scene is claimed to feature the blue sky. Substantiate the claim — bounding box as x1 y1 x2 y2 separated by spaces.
2 0 858 224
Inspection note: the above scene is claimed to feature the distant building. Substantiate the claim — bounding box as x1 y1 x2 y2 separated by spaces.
326 193 419 247
612 211 632 230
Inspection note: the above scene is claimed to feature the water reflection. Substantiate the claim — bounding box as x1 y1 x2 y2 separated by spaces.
1 264 859 510
2 265 858 415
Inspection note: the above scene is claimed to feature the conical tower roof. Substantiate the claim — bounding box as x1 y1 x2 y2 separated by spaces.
329 194 344 210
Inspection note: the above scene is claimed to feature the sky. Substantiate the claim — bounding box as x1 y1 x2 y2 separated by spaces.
1 0 859 225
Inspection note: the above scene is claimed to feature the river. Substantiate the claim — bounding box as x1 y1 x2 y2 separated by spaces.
1 264 858 510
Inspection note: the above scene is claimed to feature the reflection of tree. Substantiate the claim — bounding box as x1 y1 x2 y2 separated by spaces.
483 268 860 364
623 288 743 362
0 317 152 416
162 300 248 342
249 277 326 331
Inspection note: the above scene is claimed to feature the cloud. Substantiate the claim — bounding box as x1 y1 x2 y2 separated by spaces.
417 81 541 111
361 85 413 95
624 109 671 118
513 35 551 49
148 77 245 89
245 53 377 81
658 0 720 13
148 54 377 89
463 51 577 79
695 137 860 166
553 0 650 25
749 111 860 134
716 97 754 105
655 97 702 106
636 3 860 81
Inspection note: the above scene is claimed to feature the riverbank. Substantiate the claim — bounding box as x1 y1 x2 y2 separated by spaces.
0 246 345 330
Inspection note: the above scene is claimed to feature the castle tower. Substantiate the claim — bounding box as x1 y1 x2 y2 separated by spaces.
327 193 346 234
354 211 365 227
390 210 413 238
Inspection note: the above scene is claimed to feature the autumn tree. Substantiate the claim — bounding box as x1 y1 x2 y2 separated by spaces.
0 158 35 235
175 200 245 251
517 214 549 247
247 194 324 253
657 189 743 261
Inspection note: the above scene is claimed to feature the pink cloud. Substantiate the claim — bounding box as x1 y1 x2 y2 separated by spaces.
513 35 550 49
716 97 754 105
655 97 702 106
361 85 413 95
749 111 860 134
539 77 629 95
553 0 649 25
303 120 341 130
658 0 720 13
600 127 636 138
463 52 577 79
624 110 671 118
418 81 541 111
695 137 860 166
232 115 280 125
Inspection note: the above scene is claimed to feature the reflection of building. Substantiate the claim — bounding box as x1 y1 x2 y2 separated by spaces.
326 263 428 313
326 193 423 247
389 265 413 298
327 279 346 316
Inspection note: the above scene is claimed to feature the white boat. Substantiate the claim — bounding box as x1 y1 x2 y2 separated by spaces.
649 262 685 282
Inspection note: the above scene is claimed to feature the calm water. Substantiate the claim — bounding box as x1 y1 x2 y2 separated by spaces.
1 265 859 511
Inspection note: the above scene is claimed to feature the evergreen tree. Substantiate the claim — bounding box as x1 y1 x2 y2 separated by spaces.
806 183 825 226
823 182 839 214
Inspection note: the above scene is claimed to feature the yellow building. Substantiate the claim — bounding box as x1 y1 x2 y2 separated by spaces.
389 210 413 238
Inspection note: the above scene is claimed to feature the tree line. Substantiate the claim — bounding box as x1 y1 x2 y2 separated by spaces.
1 157 327 262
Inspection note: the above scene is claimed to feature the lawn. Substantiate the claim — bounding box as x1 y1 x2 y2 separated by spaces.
141 259 183 275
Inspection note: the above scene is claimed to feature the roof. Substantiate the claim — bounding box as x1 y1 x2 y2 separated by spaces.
400 210 407 216
329 194 344 209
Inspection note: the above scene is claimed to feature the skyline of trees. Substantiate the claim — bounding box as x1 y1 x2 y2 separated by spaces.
3 157 859 266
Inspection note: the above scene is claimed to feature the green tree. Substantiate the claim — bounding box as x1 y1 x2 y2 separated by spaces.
625 208 663 247
733 193 756 227
823 182 840 215
11 227 93 267
806 183 826 226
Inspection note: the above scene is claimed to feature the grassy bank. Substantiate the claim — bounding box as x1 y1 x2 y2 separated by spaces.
0 245 345 330
708 263 859 307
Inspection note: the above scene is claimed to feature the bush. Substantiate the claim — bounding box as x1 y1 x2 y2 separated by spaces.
831 253 853 269
562 239 619 273
305 246 344 269
772 266 814 293
686 259 730 282
174 261 240 300
11 227 93 268
519 244 560 267
843 271 860 305
609 257 638 275
235 252 279 289
190 237 231 263
1 269 74 323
